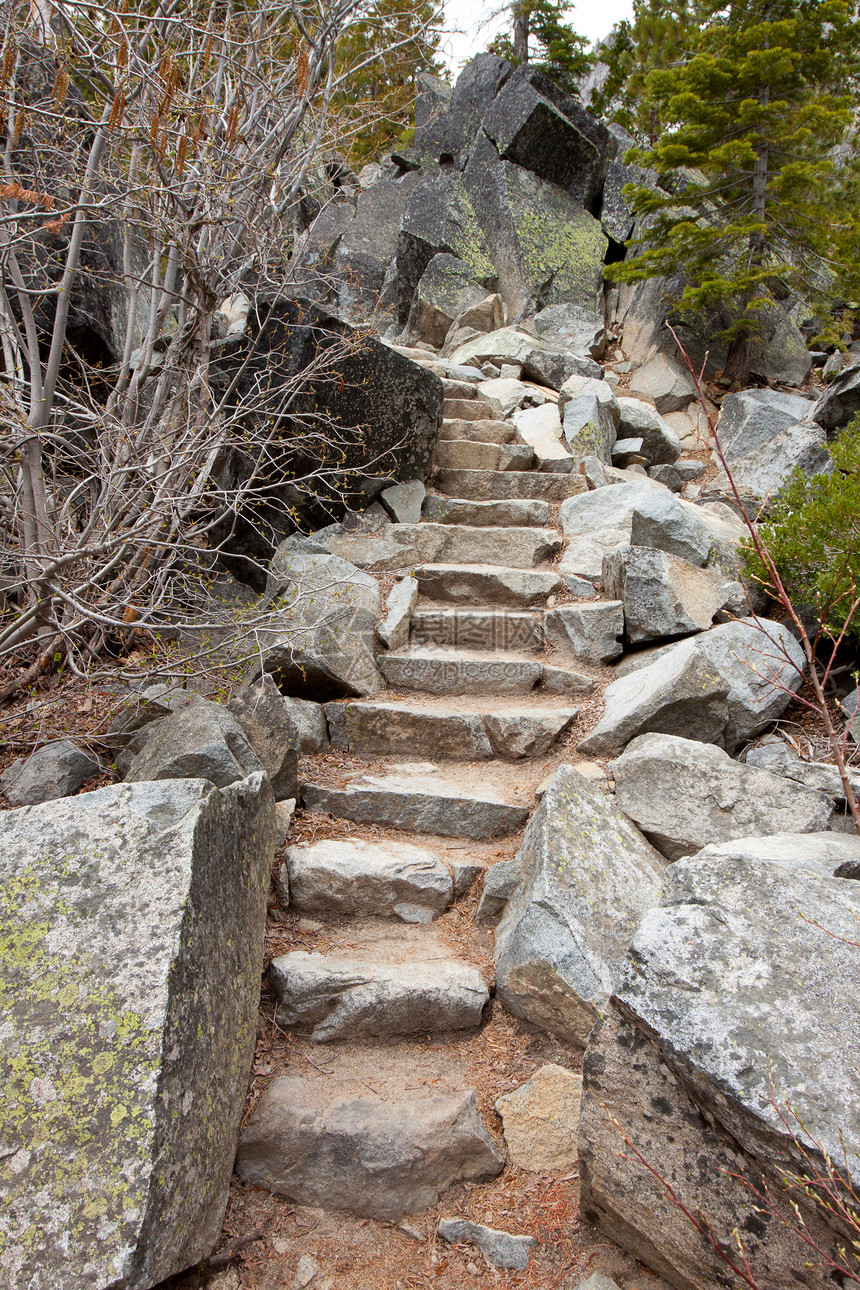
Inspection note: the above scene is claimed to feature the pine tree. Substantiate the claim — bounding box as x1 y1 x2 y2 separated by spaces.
590 0 695 144
334 0 446 164
607 0 860 381
488 1 592 97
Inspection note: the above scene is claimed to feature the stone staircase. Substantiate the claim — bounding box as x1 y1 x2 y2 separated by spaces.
242 375 615 1266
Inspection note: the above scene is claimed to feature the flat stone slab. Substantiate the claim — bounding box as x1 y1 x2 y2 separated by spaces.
410 608 545 653
325 700 577 760
438 417 516 444
414 564 562 607
269 951 488 1041
0 775 275 1290
278 838 452 922
379 648 544 696
495 1063 582 1174
235 1080 504 1220
300 775 530 839
435 468 588 501
324 521 562 571
422 496 552 527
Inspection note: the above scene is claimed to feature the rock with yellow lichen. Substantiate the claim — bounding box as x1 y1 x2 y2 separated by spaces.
0 773 275 1290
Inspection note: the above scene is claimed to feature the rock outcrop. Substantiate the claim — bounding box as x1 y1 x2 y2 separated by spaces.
0 775 275 1289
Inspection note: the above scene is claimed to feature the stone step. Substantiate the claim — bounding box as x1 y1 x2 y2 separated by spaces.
324 522 563 571
435 468 588 501
441 378 478 399
235 1075 504 1221
443 398 496 420
433 440 534 472
277 837 455 922
414 563 562 607
324 699 578 760
301 770 530 839
421 496 552 528
440 418 515 445
411 607 545 653
379 648 594 698
268 951 489 1043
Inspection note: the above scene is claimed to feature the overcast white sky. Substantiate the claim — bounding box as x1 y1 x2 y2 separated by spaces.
439 0 634 75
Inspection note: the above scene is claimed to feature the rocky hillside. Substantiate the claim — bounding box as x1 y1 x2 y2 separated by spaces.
2 52 859 1290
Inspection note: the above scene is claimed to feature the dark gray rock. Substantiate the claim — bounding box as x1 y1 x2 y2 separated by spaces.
0 739 100 806
438 1218 536 1270
330 173 420 321
0 774 275 1289
495 765 665 1045
580 842 860 1290
421 53 514 162
610 732 833 859
462 132 608 317
269 951 488 1041
396 173 497 324
235 1080 504 1220
118 697 266 788
281 837 452 922
521 347 603 389
812 360 860 430
480 63 614 212
227 675 299 800
413 70 454 158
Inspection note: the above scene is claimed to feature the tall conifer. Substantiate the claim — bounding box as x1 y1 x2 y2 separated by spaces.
607 0 860 380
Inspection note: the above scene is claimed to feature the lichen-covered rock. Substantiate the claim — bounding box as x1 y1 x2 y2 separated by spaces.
407 252 494 348
463 133 608 316
396 173 497 323
494 765 665 1045
609 733 833 859
579 841 860 1290
0 774 275 1290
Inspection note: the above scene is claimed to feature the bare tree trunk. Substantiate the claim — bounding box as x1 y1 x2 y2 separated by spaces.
726 90 769 385
513 2 529 63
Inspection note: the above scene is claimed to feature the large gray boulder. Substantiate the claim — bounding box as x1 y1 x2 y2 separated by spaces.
627 353 696 414
609 733 833 859
607 617 806 752
717 388 815 461
463 132 608 316
396 172 497 323
579 838 860 1290
713 420 831 498
328 173 420 321
480 63 614 211
235 1080 504 1220
0 775 275 1289
544 601 624 665
560 376 619 463
118 696 267 788
579 636 730 756
0 739 100 806
494 765 665 1046
602 546 743 644
530 303 606 360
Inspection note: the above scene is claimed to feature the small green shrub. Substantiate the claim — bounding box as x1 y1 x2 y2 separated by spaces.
743 417 860 642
